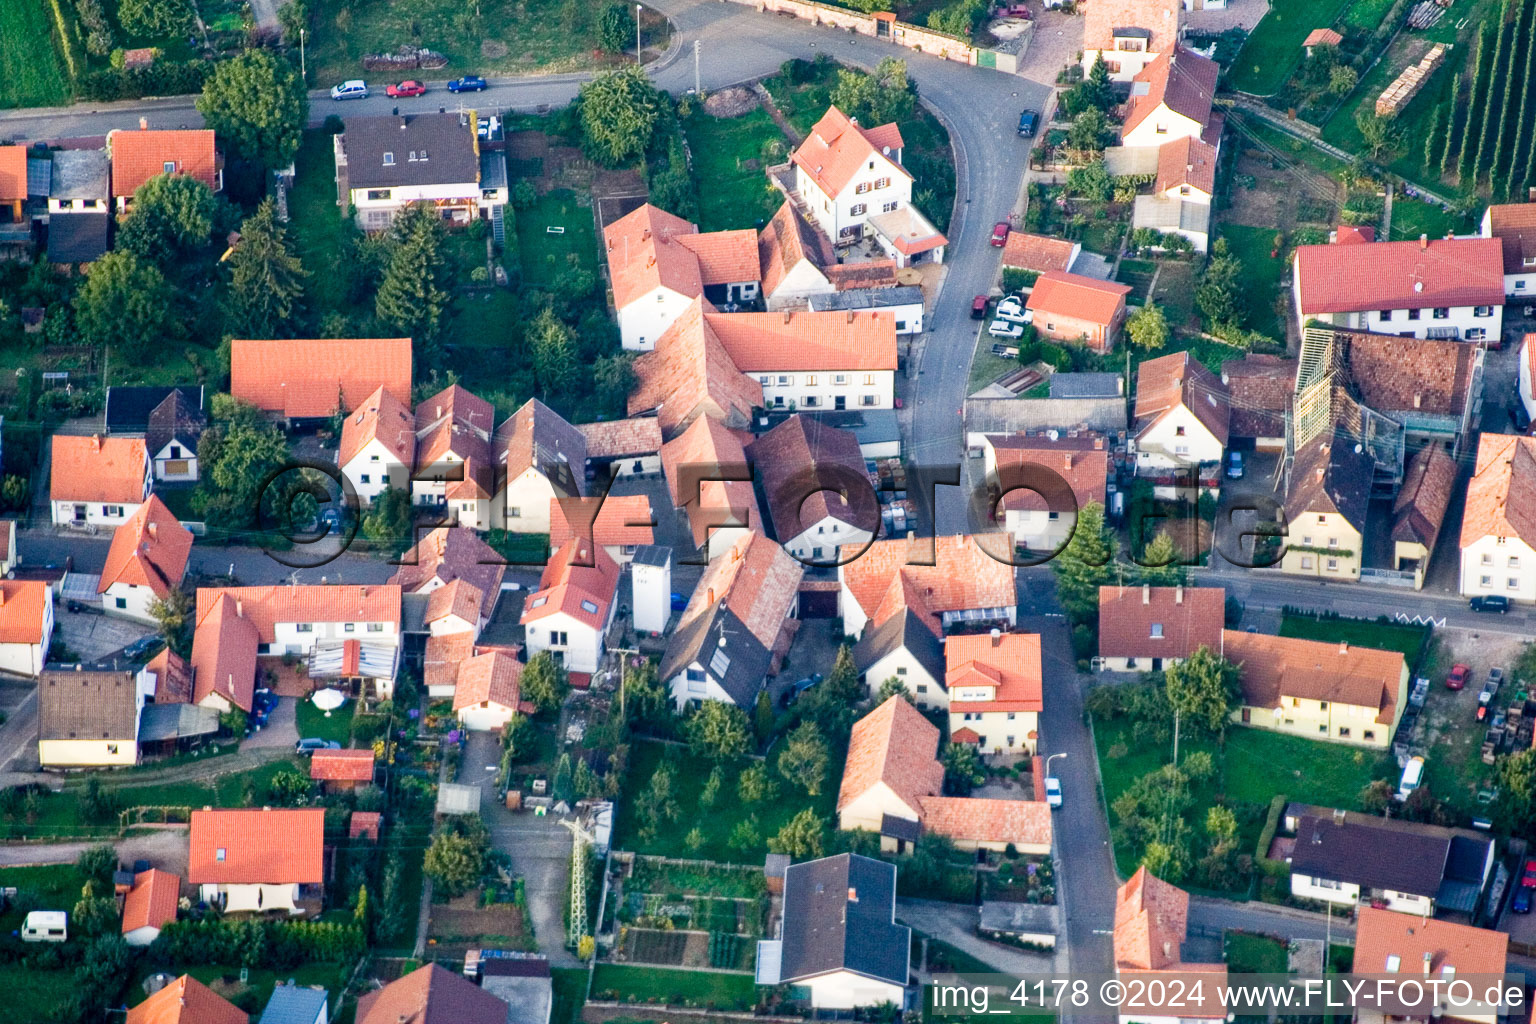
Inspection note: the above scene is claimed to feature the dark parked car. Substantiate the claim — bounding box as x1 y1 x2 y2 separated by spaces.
1446 663 1470 690
447 76 488 93
295 738 341 753
1514 402 1532 433
670 591 687 611
1516 886 1534 914
1017 109 1040 137
122 634 163 661
1471 595 1510 613
972 294 988 319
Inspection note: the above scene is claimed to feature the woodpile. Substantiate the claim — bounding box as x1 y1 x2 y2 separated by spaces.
362 46 449 72
1375 42 1450 116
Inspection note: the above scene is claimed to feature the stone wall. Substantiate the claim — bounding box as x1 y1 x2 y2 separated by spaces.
742 0 977 64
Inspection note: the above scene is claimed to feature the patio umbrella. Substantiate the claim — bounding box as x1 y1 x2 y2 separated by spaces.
311 688 346 712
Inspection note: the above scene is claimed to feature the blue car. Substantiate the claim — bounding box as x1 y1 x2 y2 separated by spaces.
1514 886 1532 914
670 591 687 611
447 76 488 93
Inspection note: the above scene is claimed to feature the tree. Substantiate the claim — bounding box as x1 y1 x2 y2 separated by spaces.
1359 778 1395 815
684 827 706 852
1495 748 1536 835
521 652 569 714
1081 54 1115 111
73 251 180 360
1182 749 1216 784
1139 530 1186 587
875 677 914 705
1163 646 1240 734
1066 160 1113 202
597 3 635 53
1067 108 1111 154
621 659 670 730
267 767 313 805
117 173 219 267
1125 302 1169 351
227 198 309 338
699 766 724 808
578 67 663 167
768 808 826 859
193 406 291 531
528 307 579 399
593 354 637 416
1354 108 1403 160
1051 501 1112 622
635 763 681 838
76 845 117 885
502 713 539 764
753 689 775 742
375 203 452 358
738 761 777 803
423 823 489 897
361 487 413 548
118 0 193 37
1328 65 1358 96
1142 838 1189 882
727 815 762 853
72 880 120 937
777 722 830 795
686 701 751 761
831 58 915 127
941 742 986 795
150 587 195 657
1196 238 1243 328
573 757 602 799
552 753 574 803
197 49 308 170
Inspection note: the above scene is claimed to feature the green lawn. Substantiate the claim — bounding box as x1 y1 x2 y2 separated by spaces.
968 345 1019 394
551 968 589 1024
289 128 355 318
0 964 81 1022
590 964 760 1009
514 189 598 290
1385 198 1476 243
296 695 357 745
1116 259 1157 304
1224 931 1289 973
683 108 785 232
0 0 74 108
614 740 841 863
1278 612 1429 665
1215 224 1288 340
0 864 97 1018
1229 0 1352 95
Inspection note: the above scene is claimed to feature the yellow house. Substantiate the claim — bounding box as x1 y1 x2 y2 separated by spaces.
38 665 148 767
1391 443 1455 590
946 632 1043 757
1280 437 1371 580
1223 630 1407 748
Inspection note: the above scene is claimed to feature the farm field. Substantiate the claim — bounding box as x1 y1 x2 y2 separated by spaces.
0 0 73 108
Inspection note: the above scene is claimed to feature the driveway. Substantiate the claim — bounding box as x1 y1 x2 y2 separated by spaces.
899 897 1065 974
0 827 189 875
243 696 299 749
52 608 155 664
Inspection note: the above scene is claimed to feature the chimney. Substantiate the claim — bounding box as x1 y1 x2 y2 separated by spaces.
1419 233 1428 249
139 117 148 130
91 434 101 451
707 587 715 604
1175 585 1183 605
846 311 854 324
641 228 651 242
0 589 5 608
991 627 1002 647
235 599 244 618
1063 453 1073 470
437 404 443 417
847 887 859 903
783 310 792 324
1423 952 1433 976
147 521 158 541
1339 642 1349 654
1142 583 1150 605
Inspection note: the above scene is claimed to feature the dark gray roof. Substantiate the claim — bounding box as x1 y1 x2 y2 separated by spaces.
46 213 109 264
137 702 220 743
1114 26 1153 38
801 409 900 448
27 156 51 198
341 113 481 190
806 286 925 313
979 900 1060 935
854 608 944 685
1289 814 1450 898
39 668 139 742
964 395 1128 434
479 150 507 190
1445 834 1493 883
659 601 773 708
765 853 791 879
1285 435 1373 533
105 385 203 434
145 388 207 455
880 814 921 842
258 984 329 1024
1049 372 1123 400
780 853 908 987
49 150 108 200
631 544 671 568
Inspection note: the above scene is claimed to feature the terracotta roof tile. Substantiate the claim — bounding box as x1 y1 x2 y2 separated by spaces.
747 416 879 541
126 974 246 1024
452 650 524 711
675 229 761 285
0 147 26 201
391 527 505 621
705 310 897 372
603 203 705 308
1098 585 1225 660
1135 350 1230 445
676 531 803 647
1114 866 1189 971
187 807 325 884
424 577 484 628
759 199 833 299
1223 628 1404 725
841 535 1017 637
630 299 763 437
660 416 761 546
790 106 909 199
338 385 415 470
1084 0 1181 51
1221 355 1295 438
1294 237 1505 314
1485 202 1536 274
0 580 51 645
986 433 1109 512
826 260 899 290
350 811 382 840
521 538 620 629
121 869 180 936
97 496 193 600
497 398 588 498
108 128 218 198
1122 47 1219 139
1337 330 1476 418
1462 432 1536 548
918 795 1052 847
194 585 401 644
1026 271 1132 329
415 383 496 469
189 592 259 711
310 748 376 782
356 963 512 1024
49 434 148 504
1352 907 1507 979
1303 28 1343 47
232 338 412 419
945 633 1043 713
1154 134 1218 196
1334 224 1375 244
424 630 479 692
837 695 943 814
577 417 663 459
1000 232 1077 273
549 494 655 548
1392 442 1455 548
146 648 192 703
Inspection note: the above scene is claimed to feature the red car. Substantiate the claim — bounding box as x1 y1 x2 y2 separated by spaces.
991 221 1010 246
1523 859 1536 888
1446 663 1471 690
386 80 427 98
972 294 988 319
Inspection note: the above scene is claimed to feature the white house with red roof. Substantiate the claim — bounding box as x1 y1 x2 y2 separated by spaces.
188 807 325 914
604 202 761 351
49 434 152 528
1133 351 1230 477
1520 333 1536 422
1025 271 1133 352
452 650 527 731
947 633 1043 756
520 539 619 674
98 496 194 624
983 433 1110 552
1081 0 1183 82
789 106 946 266
1293 235 1505 341
0 580 53 678
549 493 655 564
337 386 415 505
1481 200 1536 297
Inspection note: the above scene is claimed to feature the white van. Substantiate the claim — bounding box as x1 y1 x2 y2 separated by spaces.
1397 756 1425 802
22 910 67 942
330 80 369 101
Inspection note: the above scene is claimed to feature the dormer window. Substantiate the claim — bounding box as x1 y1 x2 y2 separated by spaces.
216 847 227 861
383 152 395 166
419 149 428 161
408 151 418 162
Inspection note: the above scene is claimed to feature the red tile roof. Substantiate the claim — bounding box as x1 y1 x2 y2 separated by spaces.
0 147 26 202
842 535 1017 638
1223 629 1404 725
1221 355 1295 439
424 630 480 692
1294 237 1505 314
1484 202 1536 274
423 577 484 629
660 415 761 547
310 748 376 782
1115 866 1189 971
1352 906 1508 979
391 527 505 622
1303 28 1344 47
576 417 663 459
1392 442 1455 548
415 383 496 469
1084 0 1181 52
705 310 898 372
521 538 620 629
1098 585 1225 660
746 415 879 540
231 338 413 419
1135 350 1230 446
603 202 761 310
677 531 805 648
126 974 246 1024
1122 48 1219 139
108 128 218 198
791 106 909 199
549 494 655 549
187 807 325 884
837 695 943 814
349 811 382 840
759 200 834 299
146 648 192 703
1462 432 1536 548
49 434 149 504
357 963 513 1024
630 299 763 436
97 495 193 600
121 869 180 936
1000 232 1078 273
1154 134 1218 196
945 633 1043 713
1334 224 1375 244
189 592 259 711
987 433 1109 513
194 585 402 643
0 580 50 645
917 795 1052 848
1026 271 1132 328
452 650 524 711
338 385 415 470
675 229 761 285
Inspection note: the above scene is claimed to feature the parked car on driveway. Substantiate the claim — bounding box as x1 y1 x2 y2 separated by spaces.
994 296 1029 323
1516 886 1534 914
1226 451 1244 479
447 76 488 93
330 80 368 100
122 634 163 661
1522 858 1536 888
1471 595 1510 613
295 738 341 753
989 319 1024 338
386 80 426 97
991 221 1010 246
1446 663 1470 690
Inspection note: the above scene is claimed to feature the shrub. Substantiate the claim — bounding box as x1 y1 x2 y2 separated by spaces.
1001 267 1039 292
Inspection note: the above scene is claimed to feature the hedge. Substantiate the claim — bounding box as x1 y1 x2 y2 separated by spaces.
1254 792 1287 863
78 60 212 101
149 917 364 969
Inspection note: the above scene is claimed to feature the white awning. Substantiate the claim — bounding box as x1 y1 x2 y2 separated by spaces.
755 940 783 985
